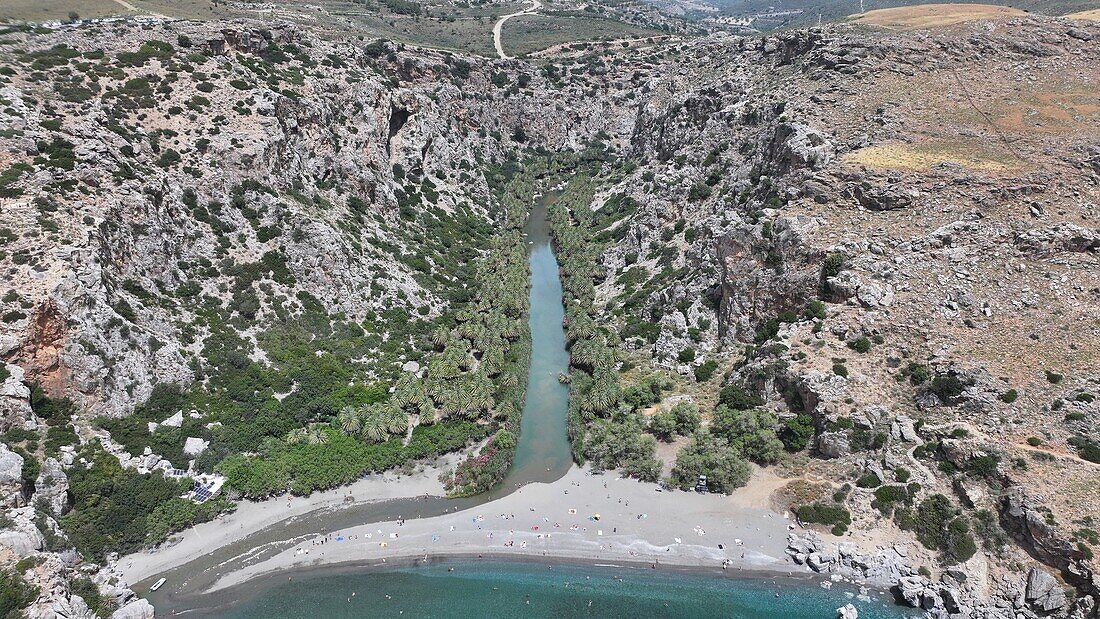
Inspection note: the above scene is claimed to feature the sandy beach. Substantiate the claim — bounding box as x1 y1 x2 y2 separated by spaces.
197 466 796 594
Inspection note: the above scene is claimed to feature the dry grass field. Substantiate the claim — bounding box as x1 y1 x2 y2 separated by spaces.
843 140 1020 172
1065 8 1100 20
848 3 1026 30
0 0 133 22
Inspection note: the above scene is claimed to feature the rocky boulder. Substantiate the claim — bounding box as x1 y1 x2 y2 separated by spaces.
1002 486 1099 609
850 176 915 211
110 599 154 619
817 431 851 458
767 122 835 175
0 507 45 555
1025 568 1066 614
1015 222 1099 256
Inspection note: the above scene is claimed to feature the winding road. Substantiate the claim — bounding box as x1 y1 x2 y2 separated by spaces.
493 0 542 59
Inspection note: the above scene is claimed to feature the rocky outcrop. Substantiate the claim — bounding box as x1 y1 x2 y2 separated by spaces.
0 507 46 555
817 431 851 458
1027 568 1068 615
0 443 25 508
0 364 34 432
109 599 154 619
1015 223 1100 256
766 122 835 176
849 175 916 211
1002 486 1098 615
33 457 70 516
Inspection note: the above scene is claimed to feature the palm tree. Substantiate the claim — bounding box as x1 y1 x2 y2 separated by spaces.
430 325 451 349
480 346 504 376
566 314 598 345
393 374 425 409
570 337 603 370
493 400 516 421
306 426 328 445
360 406 388 443
383 405 408 436
440 386 467 418
337 406 361 435
418 399 437 424
284 427 309 445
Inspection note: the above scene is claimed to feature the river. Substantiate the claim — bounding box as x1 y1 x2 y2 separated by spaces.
138 191 913 618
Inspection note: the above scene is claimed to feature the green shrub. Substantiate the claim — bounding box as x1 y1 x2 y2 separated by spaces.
795 502 851 536
856 472 881 488
873 484 909 515
967 454 999 479
832 362 848 378
804 299 826 320
693 360 719 382
1045 371 1063 384
61 445 228 562
70 577 117 618
780 413 814 451
156 149 181 168
929 372 970 402
0 568 38 617
999 389 1018 403
1076 440 1100 464
718 383 763 410
669 401 700 435
710 406 784 465
647 411 677 442
29 385 74 425
905 362 931 385
688 182 711 201
847 337 870 353
895 494 976 564
820 252 845 283
973 509 1009 555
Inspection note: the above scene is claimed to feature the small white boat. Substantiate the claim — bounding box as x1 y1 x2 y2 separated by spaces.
150 578 166 591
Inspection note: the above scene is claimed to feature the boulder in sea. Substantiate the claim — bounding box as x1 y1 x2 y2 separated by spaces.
836 603 858 619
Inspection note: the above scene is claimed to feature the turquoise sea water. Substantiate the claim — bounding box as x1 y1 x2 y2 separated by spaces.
207 559 914 618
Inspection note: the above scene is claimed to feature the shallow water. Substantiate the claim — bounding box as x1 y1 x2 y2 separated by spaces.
204 558 915 619
497 189 572 487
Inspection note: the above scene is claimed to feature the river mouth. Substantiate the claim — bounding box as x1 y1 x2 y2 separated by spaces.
140 191 572 615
